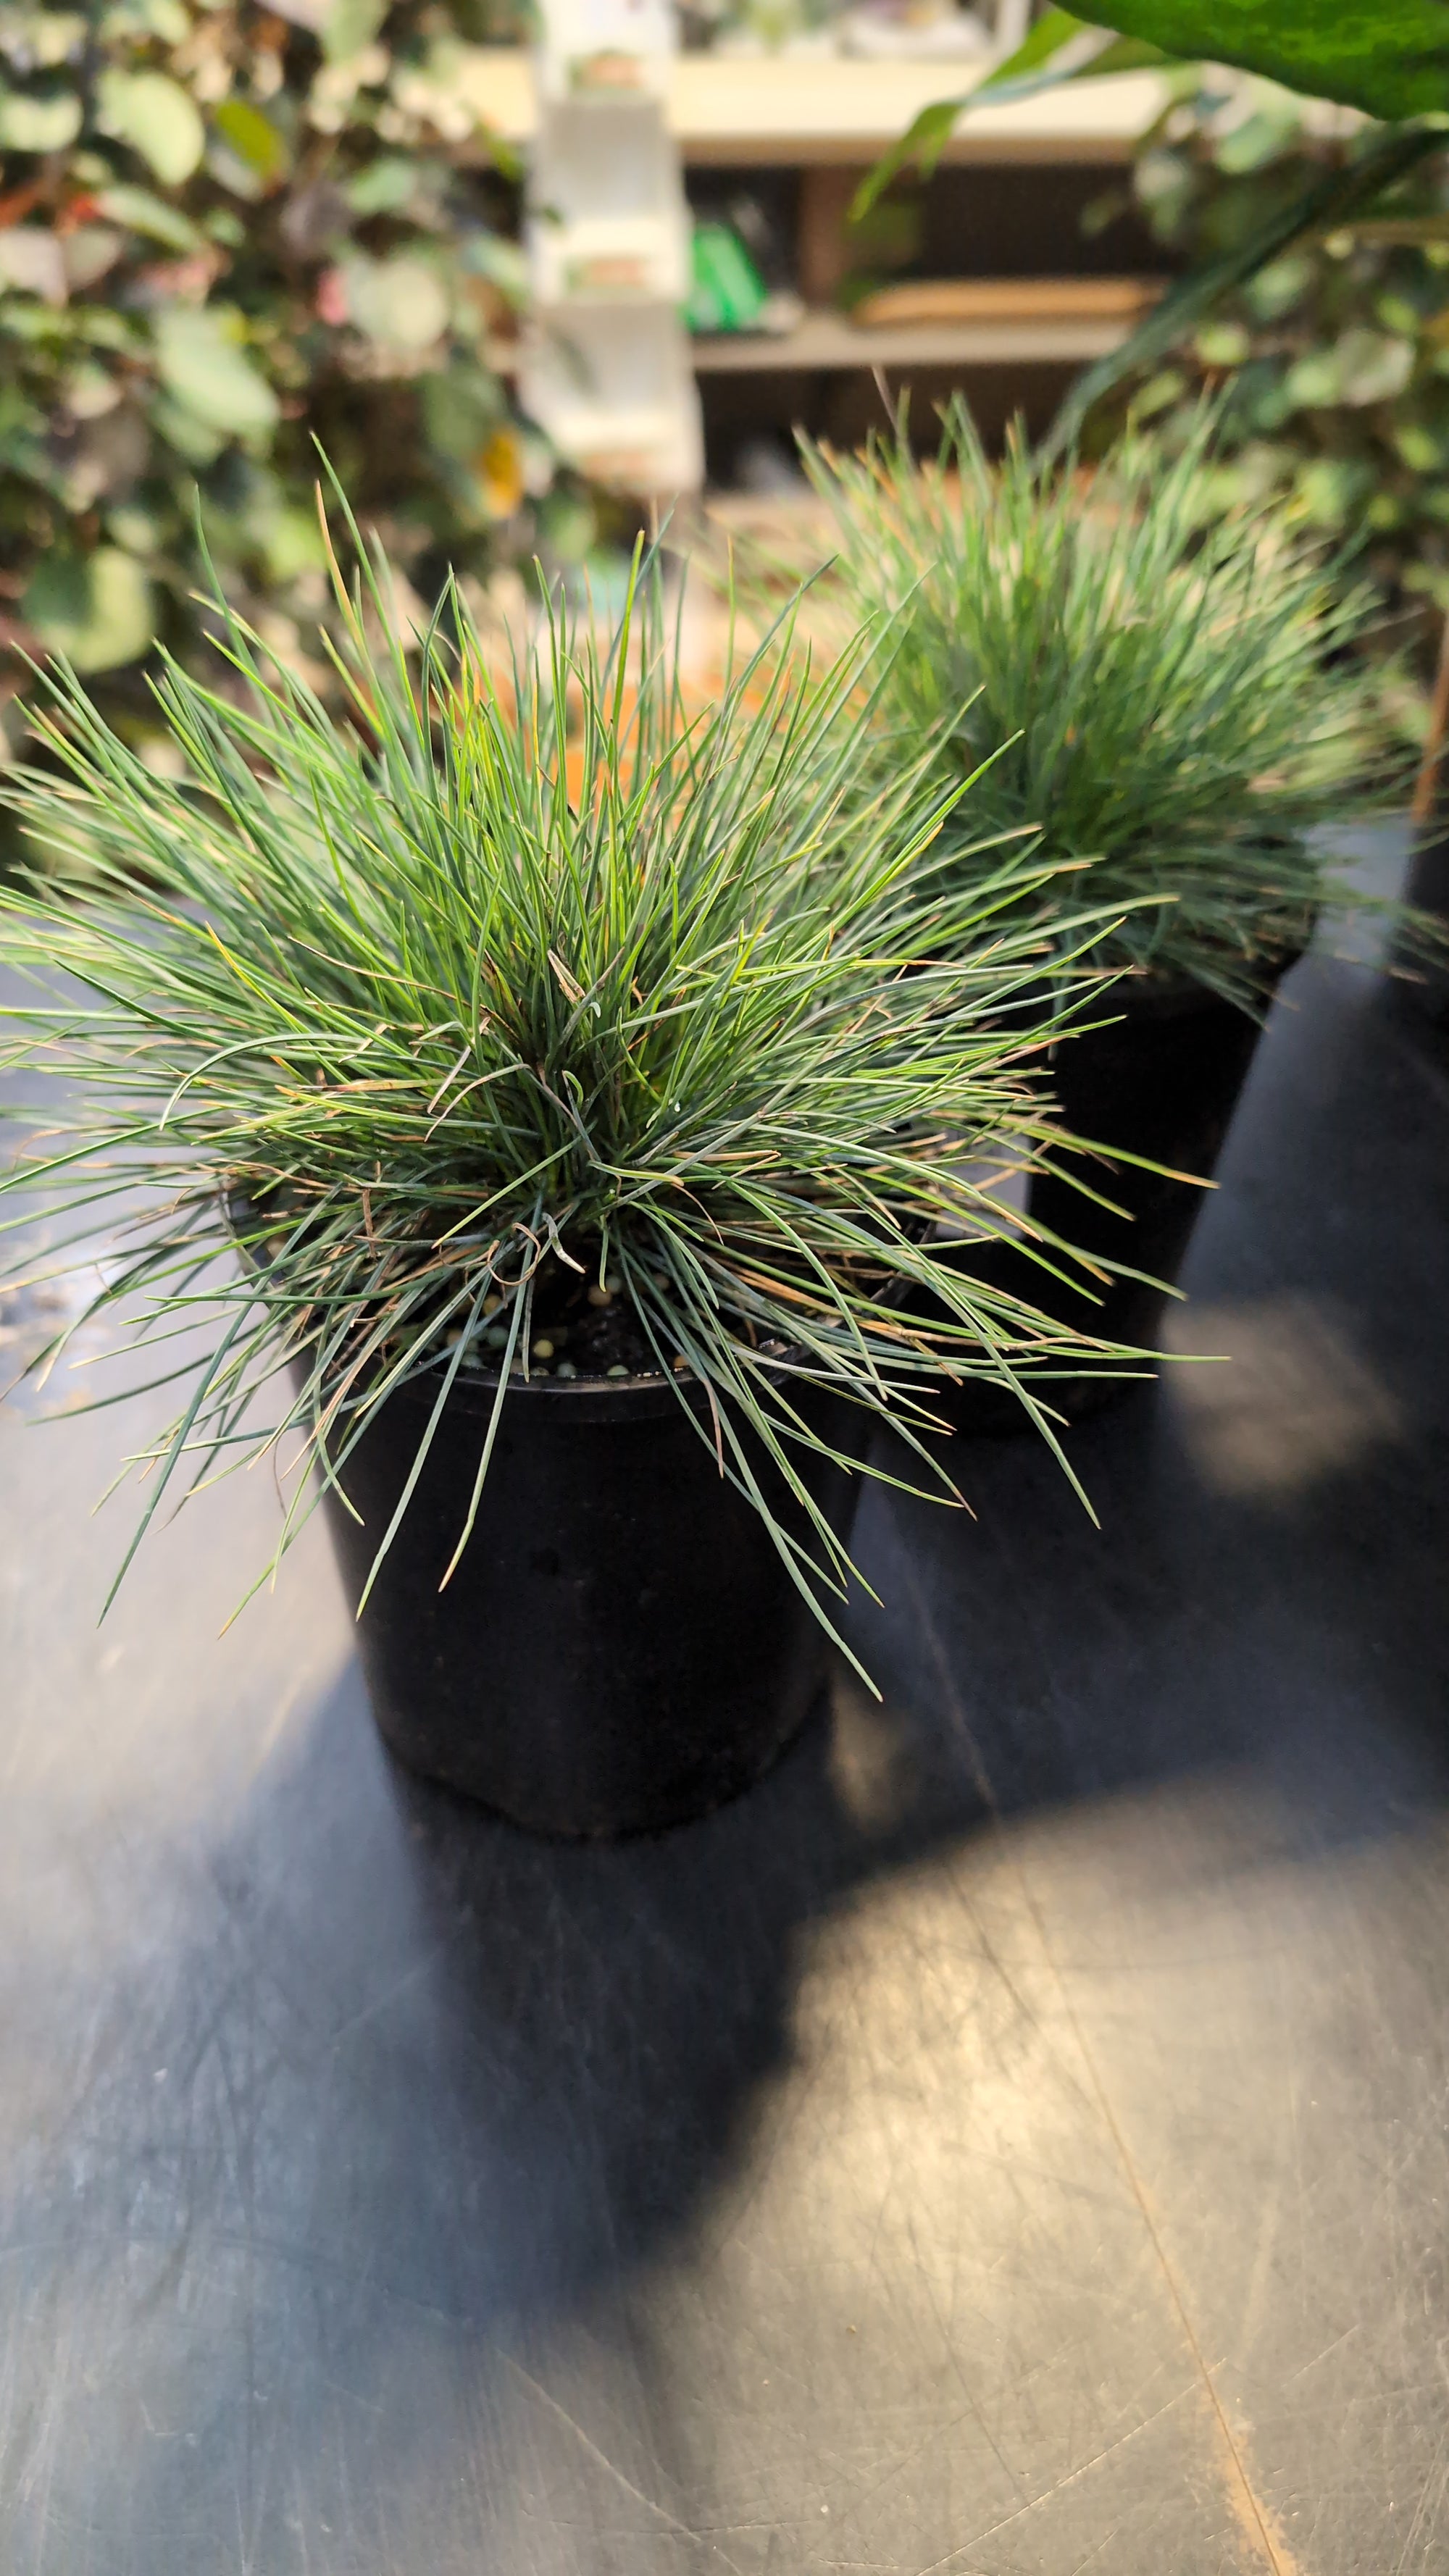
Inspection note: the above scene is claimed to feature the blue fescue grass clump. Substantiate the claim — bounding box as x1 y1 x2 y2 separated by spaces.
804 400 1405 1005
0 522 1131 1656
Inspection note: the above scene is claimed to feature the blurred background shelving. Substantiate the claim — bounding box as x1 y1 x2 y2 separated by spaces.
496 53 1187 479
479 51 1172 159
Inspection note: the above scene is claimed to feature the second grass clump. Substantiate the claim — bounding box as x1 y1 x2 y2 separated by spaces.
805 398 1398 1005
803 401 1404 1400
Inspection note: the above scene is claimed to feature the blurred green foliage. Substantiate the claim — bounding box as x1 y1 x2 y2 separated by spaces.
1087 74 1449 684
0 0 599 771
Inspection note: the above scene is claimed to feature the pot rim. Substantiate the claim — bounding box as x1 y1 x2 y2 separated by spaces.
371 1363 690 1423
227 1192 915 1423
304 1349 869 1430
1077 933 1311 1027
226 1196 685 1418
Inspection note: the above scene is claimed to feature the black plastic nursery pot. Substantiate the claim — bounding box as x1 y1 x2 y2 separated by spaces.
938 955 1302 1431
316 1363 870 1839
1398 811 1449 1027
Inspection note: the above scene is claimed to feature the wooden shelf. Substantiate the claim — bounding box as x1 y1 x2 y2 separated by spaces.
690 306 1141 372
475 50 1171 164
498 301 1142 379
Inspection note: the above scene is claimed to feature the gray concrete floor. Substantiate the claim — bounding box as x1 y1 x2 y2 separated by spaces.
1 829 1447 2574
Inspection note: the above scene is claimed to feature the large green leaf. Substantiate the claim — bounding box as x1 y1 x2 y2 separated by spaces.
1065 1 1449 125
859 0 1449 440
858 1 1449 214
851 9 1171 214
323 0 386 63
0 227 67 301
96 69 205 186
23 548 154 676
212 99 289 187
93 184 203 254
153 306 280 443
341 254 449 353
0 83 83 153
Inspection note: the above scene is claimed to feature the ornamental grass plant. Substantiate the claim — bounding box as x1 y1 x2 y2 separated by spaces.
0 520 1133 1664
803 399 1404 1006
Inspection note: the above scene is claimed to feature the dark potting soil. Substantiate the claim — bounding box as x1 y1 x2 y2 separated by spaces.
506 1262 660 1381
472 1255 795 1385
234 1194 785 1388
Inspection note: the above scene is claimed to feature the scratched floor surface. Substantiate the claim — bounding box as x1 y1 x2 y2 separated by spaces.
1 831 1446 2575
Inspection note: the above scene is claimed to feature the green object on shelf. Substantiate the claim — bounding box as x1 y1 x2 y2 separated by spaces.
688 223 769 334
